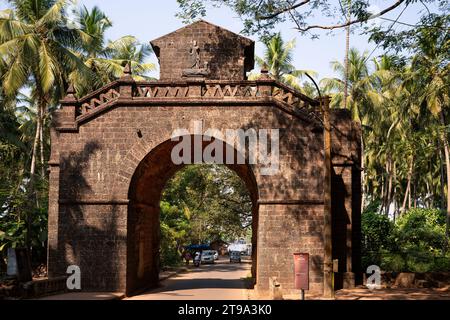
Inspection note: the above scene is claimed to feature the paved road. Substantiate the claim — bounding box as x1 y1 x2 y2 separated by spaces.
126 259 251 300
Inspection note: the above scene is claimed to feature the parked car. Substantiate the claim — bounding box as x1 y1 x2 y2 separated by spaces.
201 250 215 264
213 250 219 260
229 251 241 263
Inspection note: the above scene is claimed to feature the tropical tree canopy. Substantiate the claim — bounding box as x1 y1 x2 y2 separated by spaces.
250 32 318 94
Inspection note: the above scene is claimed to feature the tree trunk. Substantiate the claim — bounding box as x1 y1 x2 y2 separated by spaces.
393 160 397 214
439 141 446 210
408 184 411 209
413 176 417 208
380 171 385 214
30 107 40 178
39 106 45 178
426 180 431 209
26 100 42 250
361 134 366 211
401 156 413 214
385 157 393 216
382 161 389 214
343 3 350 110
439 111 450 249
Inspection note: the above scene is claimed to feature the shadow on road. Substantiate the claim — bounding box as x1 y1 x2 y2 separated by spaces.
182 262 251 274
147 260 251 293
152 278 245 292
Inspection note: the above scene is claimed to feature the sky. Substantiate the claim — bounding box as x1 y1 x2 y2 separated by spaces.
0 0 439 80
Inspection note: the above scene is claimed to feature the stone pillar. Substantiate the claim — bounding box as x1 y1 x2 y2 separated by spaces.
47 159 61 278
343 165 355 288
57 84 77 129
255 202 326 297
119 63 134 99
257 67 273 97
47 85 78 278
321 96 333 298
332 165 356 289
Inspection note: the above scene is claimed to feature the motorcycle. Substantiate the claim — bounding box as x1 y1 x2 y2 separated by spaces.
193 253 201 267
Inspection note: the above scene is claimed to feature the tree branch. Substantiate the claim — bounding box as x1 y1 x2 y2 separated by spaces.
259 0 310 20
295 0 406 32
419 0 431 15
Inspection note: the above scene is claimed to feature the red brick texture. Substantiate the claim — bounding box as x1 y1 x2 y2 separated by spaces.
47 21 361 297
151 20 254 81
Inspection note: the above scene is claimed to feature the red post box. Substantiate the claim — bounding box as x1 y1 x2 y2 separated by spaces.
293 253 309 290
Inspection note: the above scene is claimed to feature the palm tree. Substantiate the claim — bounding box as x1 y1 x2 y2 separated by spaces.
0 0 89 178
408 17 450 243
257 32 295 80
320 48 373 210
104 35 156 81
77 5 112 59
250 33 317 94
0 0 90 248
15 92 54 178
366 55 422 216
71 5 114 93
320 48 371 122
343 0 351 109
71 6 156 95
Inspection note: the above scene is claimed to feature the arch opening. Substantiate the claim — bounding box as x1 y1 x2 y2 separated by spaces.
126 136 259 296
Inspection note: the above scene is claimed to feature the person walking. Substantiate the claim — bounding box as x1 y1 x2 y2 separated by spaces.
184 251 192 265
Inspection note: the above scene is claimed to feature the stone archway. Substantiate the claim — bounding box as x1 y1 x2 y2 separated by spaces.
47 20 362 297
125 136 259 295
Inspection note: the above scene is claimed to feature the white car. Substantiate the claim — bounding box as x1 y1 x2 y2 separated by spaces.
201 250 215 264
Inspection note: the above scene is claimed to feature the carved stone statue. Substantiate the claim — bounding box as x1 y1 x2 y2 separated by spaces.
182 40 210 78
189 40 201 69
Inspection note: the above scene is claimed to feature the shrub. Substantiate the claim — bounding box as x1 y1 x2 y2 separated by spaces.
380 252 405 272
361 210 394 269
395 208 446 251
362 208 449 272
379 208 449 272
433 255 450 271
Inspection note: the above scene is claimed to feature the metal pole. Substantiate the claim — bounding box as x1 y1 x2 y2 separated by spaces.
300 289 305 300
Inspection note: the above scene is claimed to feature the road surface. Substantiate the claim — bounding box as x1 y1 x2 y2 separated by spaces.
126 258 251 300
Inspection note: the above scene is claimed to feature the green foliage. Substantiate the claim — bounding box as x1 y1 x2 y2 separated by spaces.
158 165 252 267
362 210 394 251
0 176 48 267
176 0 442 39
379 252 405 272
71 4 156 96
162 165 252 243
0 1 156 271
362 208 450 272
369 12 450 56
159 201 188 267
249 32 318 93
395 208 446 250
0 202 47 251
391 209 448 272
361 210 394 269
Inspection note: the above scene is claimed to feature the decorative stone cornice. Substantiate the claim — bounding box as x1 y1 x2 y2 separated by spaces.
54 78 323 131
